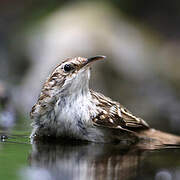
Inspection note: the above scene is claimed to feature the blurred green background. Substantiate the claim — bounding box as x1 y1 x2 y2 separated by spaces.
1 0 180 180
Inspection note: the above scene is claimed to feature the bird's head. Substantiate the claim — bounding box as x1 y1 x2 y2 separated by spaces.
43 55 106 97
31 56 106 118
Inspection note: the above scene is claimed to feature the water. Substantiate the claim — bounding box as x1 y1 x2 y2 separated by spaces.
0 133 180 180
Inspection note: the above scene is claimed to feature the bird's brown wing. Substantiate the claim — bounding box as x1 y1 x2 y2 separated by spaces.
90 90 149 132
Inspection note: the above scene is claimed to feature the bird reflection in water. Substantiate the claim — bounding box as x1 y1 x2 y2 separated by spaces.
25 140 150 180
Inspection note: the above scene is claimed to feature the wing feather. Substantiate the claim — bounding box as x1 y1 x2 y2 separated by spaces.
90 90 149 132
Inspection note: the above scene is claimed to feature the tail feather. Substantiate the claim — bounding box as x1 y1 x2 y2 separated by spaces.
137 128 180 146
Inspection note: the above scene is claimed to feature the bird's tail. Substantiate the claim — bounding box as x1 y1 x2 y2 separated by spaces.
137 128 180 148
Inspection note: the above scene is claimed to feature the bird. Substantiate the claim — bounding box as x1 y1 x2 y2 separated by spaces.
30 56 180 145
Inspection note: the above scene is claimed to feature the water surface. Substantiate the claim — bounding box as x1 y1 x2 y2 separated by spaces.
0 133 180 180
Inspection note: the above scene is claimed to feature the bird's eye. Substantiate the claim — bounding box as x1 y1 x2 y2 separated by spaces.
63 64 73 72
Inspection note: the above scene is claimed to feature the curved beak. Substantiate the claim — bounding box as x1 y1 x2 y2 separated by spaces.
87 55 106 63
83 55 106 67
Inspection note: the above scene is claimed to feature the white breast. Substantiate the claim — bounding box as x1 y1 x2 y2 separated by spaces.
53 91 110 142
54 93 93 139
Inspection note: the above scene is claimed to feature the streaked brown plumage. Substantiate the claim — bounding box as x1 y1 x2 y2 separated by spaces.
30 56 180 145
90 90 149 130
